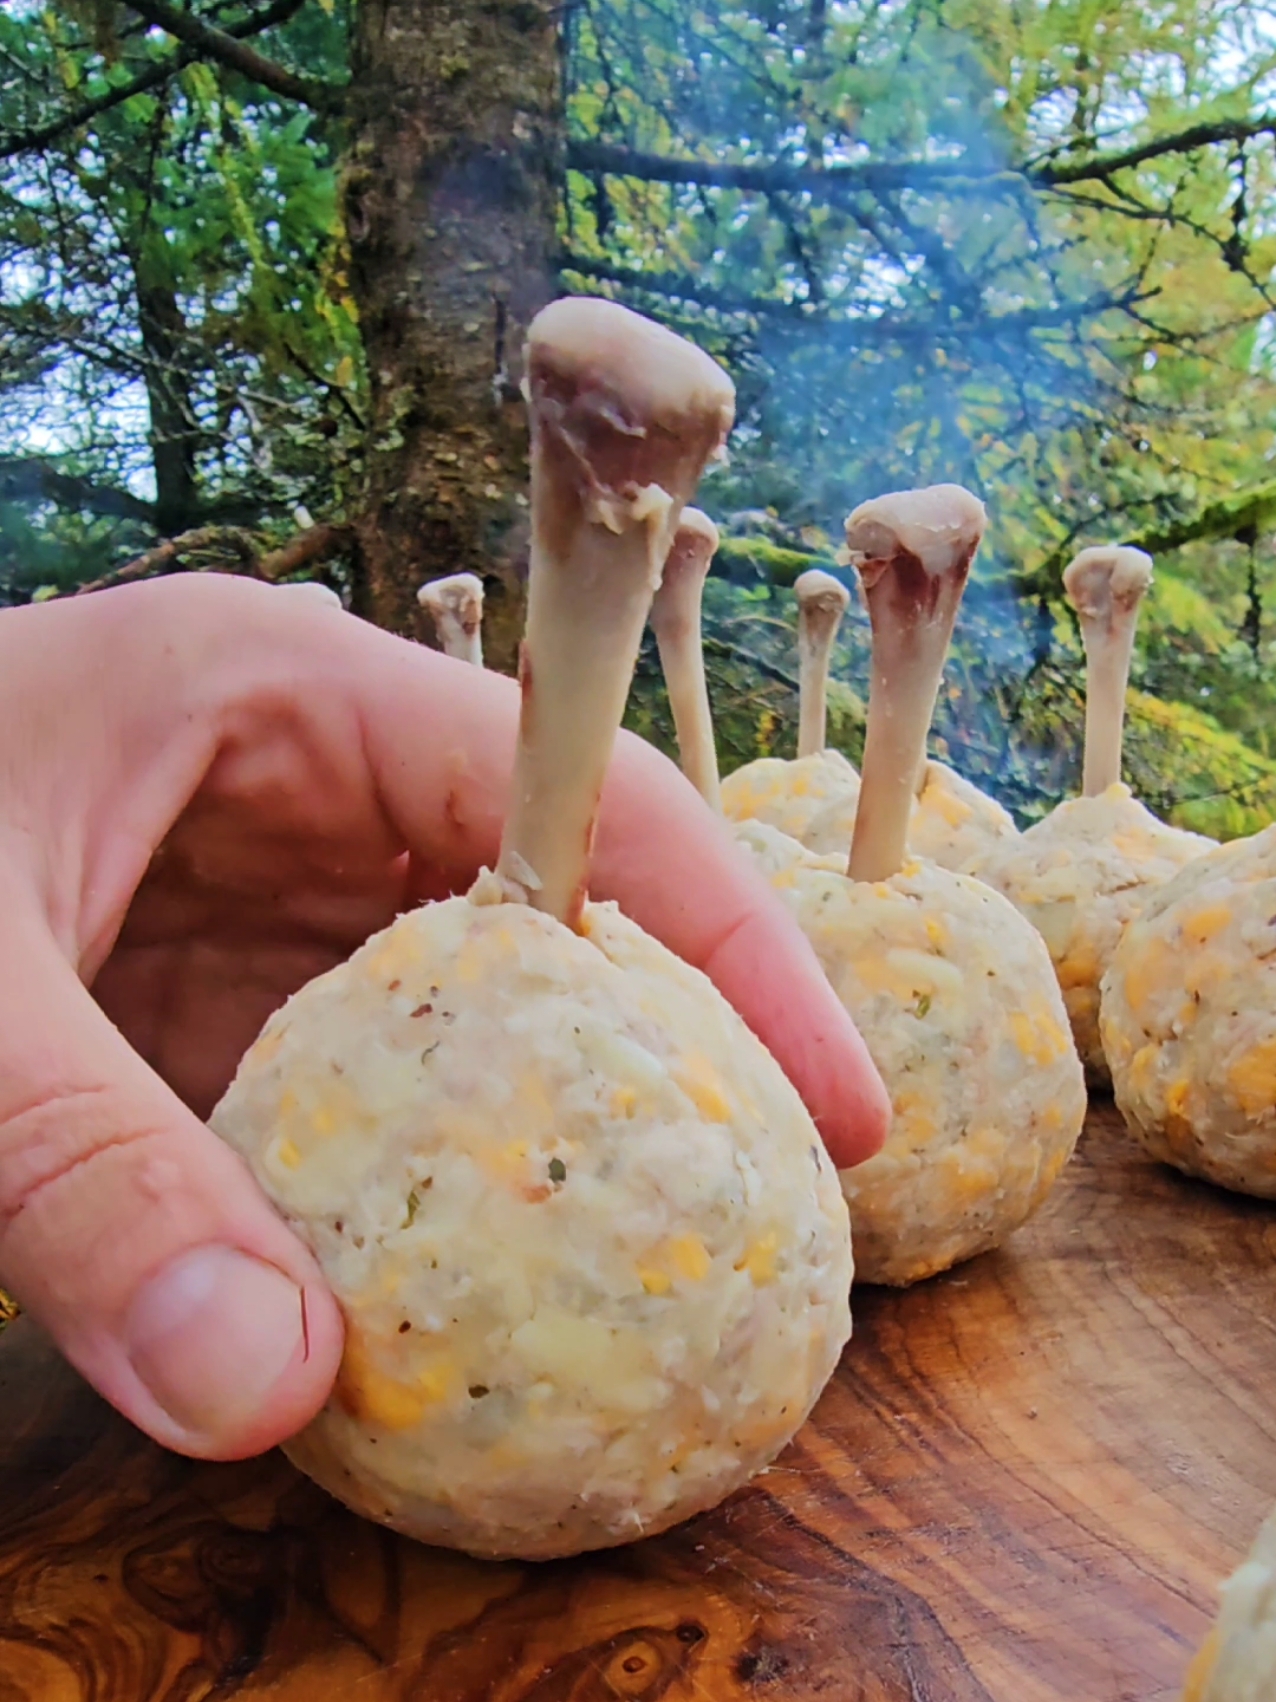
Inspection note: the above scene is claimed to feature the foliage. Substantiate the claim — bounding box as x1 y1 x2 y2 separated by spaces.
0 0 362 598
4 1 1276 834
563 0 1276 585
712 534 833 587
568 0 1276 837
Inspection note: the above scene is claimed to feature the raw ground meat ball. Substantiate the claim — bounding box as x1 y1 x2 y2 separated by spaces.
1100 823 1276 1197
908 761 1019 870
629 444 1084 1291
731 817 834 880
1181 1505 1276 1701
213 891 852 1557
801 756 1019 874
981 784 1214 1086
979 545 1214 1087
772 853 1086 1284
763 482 1086 1286
722 748 860 841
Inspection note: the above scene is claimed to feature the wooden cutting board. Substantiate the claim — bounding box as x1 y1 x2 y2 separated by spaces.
2 1103 1274 1702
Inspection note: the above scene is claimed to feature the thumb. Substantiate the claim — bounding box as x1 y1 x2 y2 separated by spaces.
0 887 343 1460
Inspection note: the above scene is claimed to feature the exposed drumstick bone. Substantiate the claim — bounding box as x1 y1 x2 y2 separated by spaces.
845 484 986 884
495 299 735 926
650 508 722 810
417 571 485 666
1062 545 1154 798
795 569 851 759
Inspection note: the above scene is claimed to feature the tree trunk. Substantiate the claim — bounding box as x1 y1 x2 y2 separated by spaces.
135 275 202 538
344 0 562 671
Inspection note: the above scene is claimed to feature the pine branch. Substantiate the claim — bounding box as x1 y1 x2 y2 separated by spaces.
0 0 308 159
1041 115 1276 186
67 520 352 596
257 521 353 579
71 524 260 592
1026 476 1276 593
560 254 815 317
0 457 155 521
122 0 342 111
567 114 1276 205
566 138 994 199
561 254 1156 342
1126 479 1276 556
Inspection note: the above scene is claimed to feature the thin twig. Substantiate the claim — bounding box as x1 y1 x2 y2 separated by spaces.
0 0 308 159
258 521 354 579
66 520 353 596
567 115 1276 204
71 525 255 595
122 0 342 110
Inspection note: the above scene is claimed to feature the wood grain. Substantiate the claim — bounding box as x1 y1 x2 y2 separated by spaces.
2 1105 1274 1702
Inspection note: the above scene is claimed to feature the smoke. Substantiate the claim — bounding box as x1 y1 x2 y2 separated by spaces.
569 0 1145 814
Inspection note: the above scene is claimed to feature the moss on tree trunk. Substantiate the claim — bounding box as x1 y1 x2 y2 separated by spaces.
344 0 562 671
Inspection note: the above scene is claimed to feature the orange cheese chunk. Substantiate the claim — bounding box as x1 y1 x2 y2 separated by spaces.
1057 942 1100 991
669 1234 712 1282
1179 1627 1219 1702
674 1054 733 1123
1129 1043 1158 1099
925 784 972 828
611 1084 638 1119
1010 1010 1070 1067
1228 1037 1276 1117
1180 904 1232 947
337 1340 457 1431
1122 937 1177 1019
892 1090 938 1148
736 1231 778 1285
1165 1077 1191 1119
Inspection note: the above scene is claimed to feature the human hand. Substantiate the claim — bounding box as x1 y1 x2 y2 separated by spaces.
0 574 888 1464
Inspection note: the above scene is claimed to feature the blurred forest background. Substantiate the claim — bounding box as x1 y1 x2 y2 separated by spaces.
3 0 1276 834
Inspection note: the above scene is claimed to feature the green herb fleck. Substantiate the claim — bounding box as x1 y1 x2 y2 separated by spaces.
403 1188 420 1227
914 992 932 1018
548 1157 567 1184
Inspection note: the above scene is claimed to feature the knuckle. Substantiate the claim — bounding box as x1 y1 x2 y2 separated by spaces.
0 1081 159 1233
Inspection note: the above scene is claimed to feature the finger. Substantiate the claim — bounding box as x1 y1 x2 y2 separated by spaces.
596 737 891 1169
0 872 343 1460
23 578 885 1168
347 631 889 1167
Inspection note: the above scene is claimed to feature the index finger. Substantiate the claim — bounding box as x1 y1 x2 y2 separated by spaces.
345 623 889 1169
